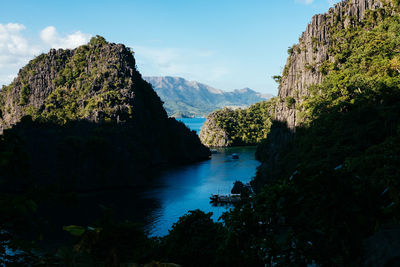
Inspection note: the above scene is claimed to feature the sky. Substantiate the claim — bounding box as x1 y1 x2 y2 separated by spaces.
1 0 342 95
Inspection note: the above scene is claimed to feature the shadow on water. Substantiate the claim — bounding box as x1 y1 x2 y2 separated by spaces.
42 146 259 240
35 118 259 240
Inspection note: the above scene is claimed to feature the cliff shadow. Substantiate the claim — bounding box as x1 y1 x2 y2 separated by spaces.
252 120 294 189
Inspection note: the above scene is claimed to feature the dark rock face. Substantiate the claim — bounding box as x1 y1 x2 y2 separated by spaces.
1 118 210 192
276 0 385 129
0 36 210 192
253 121 294 188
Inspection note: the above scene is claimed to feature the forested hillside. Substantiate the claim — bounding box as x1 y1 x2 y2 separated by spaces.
144 76 272 117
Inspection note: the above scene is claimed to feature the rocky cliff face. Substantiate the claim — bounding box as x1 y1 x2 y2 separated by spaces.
255 0 398 186
276 0 386 129
0 36 210 192
199 110 232 147
0 36 166 131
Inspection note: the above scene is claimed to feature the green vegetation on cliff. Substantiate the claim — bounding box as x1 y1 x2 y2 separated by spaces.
250 2 400 265
300 5 400 123
199 100 274 147
0 35 166 128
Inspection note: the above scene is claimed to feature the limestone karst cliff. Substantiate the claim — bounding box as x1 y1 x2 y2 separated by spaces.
255 0 400 185
276 0 387 129
198 1 393 149
0 36 210 191
0 36 166 130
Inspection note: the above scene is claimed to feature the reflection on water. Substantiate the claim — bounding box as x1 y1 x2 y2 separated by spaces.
144 146 259 237
56 147 259 238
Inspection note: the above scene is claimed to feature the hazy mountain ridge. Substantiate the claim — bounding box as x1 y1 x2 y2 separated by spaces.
144 76 273 117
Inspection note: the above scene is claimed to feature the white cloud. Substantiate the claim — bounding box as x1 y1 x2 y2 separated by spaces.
0 23 41 86
40 26 91 49
0 23 40 68
0 24 91 86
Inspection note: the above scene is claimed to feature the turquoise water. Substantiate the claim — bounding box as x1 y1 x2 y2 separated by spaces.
176 117 206 134
142 118 259 236
144 146 259 236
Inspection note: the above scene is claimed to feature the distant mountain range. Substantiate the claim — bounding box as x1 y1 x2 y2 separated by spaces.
144 76 273 117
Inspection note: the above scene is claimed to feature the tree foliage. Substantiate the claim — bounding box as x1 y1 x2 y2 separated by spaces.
247 4 400 265
201 100 274 146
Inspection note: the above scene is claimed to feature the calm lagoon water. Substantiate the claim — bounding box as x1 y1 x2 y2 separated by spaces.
144 145 259 236
56 118 259 238
141 118 259 236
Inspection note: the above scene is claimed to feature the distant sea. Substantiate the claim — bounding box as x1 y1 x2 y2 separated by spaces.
176 117 206 134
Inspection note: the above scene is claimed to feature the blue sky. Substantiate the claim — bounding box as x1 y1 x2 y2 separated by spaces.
1 0 341 94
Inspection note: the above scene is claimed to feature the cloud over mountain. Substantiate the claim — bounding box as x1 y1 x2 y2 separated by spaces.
0 23 39 68
0 23 91 86
40 26 91 49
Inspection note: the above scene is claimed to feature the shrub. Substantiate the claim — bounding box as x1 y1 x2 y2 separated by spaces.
285 96 296 108
19 84 31 106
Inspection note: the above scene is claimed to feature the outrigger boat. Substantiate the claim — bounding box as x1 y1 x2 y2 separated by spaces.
210 194 241 204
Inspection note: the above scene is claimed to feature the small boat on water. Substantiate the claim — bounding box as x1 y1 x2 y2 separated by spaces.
231 153 239 159
210 194 241 204
211 149 218 154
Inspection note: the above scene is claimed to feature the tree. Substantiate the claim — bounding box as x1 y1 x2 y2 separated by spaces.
162 210 225 267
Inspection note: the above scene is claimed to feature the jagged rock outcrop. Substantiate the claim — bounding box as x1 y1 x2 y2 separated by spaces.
276 0 386 129
199 110 232 147
255 0 395 185
0 36 210 192
0 36 167 130
200 101 273 147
